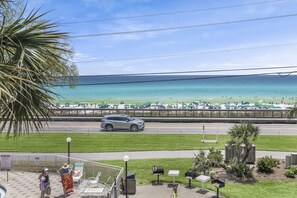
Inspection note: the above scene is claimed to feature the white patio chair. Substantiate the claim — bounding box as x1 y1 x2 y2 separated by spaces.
87 171 102 187
72 162 84 184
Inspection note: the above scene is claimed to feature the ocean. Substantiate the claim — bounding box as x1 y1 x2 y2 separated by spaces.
52 75 297 104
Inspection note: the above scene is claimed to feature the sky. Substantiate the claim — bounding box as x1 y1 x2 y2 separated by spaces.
26 0 297 76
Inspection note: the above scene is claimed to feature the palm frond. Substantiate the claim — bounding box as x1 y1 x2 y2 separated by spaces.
0 4 77 137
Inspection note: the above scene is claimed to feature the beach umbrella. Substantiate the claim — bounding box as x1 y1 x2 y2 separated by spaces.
208 105 214 110
143 102 151 108
255 102 263 107
135 104 144 108
98 103 109 108
130 104 136 108
150 104 157 109
193 101 199 105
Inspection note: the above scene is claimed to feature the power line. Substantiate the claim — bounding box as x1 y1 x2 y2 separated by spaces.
61 0 283 24
58 71 297 86
69 13 297 38
74 42 297 63
55 69 297 86
78 65 297 77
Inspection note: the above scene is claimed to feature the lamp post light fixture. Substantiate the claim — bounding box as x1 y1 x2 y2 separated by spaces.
123 155 129 198
66 137 71 164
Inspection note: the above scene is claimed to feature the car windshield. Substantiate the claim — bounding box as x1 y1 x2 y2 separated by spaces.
127 116 134 121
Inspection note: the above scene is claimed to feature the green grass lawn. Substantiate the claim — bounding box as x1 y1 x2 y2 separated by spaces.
2 133 297 197
101 158 297 198
1 133 297 152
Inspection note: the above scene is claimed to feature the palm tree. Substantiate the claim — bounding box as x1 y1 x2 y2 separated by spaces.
228 122 259 163
0 3 77 137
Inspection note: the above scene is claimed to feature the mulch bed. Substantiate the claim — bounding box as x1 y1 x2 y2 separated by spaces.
214 160 297 184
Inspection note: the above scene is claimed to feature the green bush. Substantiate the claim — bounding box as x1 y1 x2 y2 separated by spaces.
208 147 223 167
285 169 295 178
228 161 252 180
193 150 212 175
287 165 297 174
257 156 278 173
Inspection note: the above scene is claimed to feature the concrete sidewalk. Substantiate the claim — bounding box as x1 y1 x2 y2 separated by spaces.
69 150 292 161
0 150 291 161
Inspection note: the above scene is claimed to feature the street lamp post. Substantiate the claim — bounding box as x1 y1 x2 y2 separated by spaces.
123 155 129 198
66 137 71 164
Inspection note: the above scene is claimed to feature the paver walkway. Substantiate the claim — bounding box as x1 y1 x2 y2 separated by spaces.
0 171 217 198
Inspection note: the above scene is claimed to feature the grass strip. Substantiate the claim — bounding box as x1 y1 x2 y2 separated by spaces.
1 133 297 152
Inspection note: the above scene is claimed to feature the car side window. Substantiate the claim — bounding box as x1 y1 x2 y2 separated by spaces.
118 117 127 121
107 117 118 120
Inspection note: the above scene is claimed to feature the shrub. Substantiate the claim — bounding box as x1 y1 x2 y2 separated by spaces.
193 150 212 175
285 169 295 178
257 156 278 173
228 160 252 180
287 165 297 174
208 147 223 167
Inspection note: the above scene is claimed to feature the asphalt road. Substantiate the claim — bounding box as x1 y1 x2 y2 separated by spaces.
41 121 297 135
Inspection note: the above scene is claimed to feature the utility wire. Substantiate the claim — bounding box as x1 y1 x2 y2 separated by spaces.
70 13 297 38
74 42 297 63
55 70 297 86
58 71 297 86
78 65 297 77
61 0 283 24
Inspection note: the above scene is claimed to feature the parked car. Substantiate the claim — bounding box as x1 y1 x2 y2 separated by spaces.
100 114 145 132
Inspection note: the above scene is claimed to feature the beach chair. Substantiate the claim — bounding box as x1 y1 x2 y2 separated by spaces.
73 162 84 184
87 171 102 187
80 177 111 198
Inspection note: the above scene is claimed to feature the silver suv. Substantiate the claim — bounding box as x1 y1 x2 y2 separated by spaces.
101 114 145 132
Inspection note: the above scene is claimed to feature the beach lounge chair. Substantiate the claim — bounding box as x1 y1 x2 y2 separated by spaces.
80 177 111 198
87 171 102 187
73 162 84 184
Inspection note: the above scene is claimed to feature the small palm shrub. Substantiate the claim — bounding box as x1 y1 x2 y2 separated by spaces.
193 150 212 175
228 160 252 180
257 156 279 173
208 147 223 167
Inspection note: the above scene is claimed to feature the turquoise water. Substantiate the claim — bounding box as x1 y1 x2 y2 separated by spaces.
53 75 297 103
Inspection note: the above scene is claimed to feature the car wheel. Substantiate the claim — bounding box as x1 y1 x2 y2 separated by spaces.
131 125 138 132
105 124 113 132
